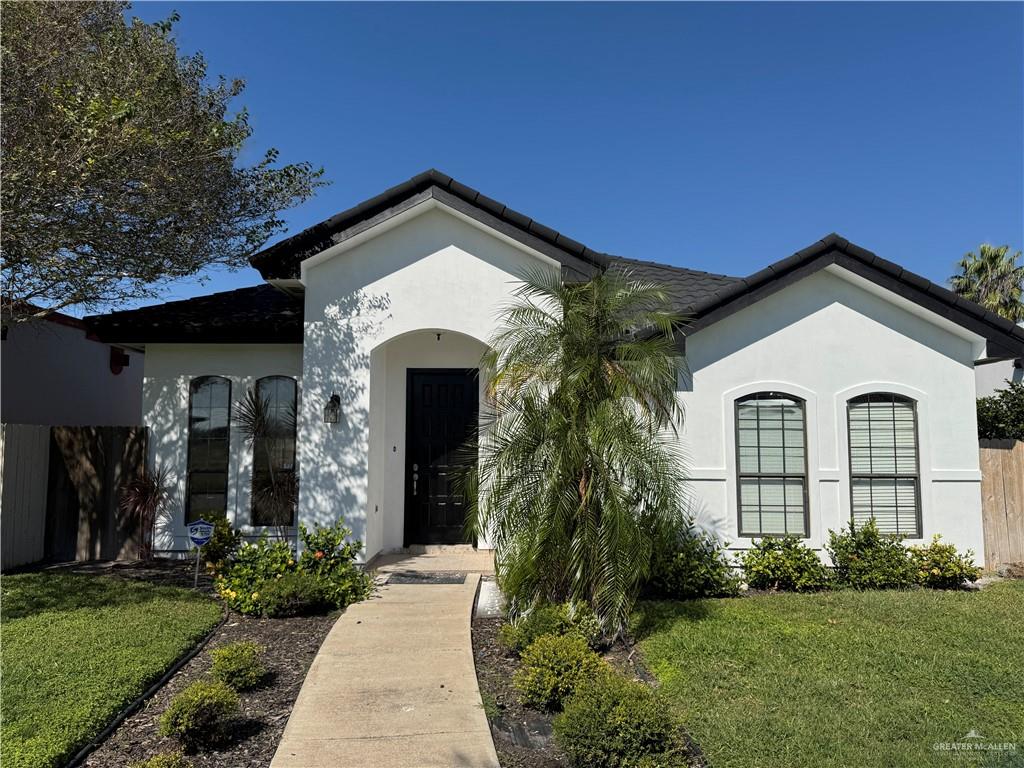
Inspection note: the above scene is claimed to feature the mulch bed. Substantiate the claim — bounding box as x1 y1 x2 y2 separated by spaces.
472 617 567 768
472 615 706 768
83 612 337 767
68 559 338 768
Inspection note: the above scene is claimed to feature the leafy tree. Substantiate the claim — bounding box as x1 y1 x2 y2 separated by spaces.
467 268 688 637
950 244 1024 323
1 2 326 323
977 380 1024 441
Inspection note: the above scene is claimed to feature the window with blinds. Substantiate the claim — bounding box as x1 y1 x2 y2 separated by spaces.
847 393 921 537
187 376 232 523
736 392 809 537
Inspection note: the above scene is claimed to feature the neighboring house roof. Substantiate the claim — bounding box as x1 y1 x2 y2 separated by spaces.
86 172 1024 358
87 284 303 344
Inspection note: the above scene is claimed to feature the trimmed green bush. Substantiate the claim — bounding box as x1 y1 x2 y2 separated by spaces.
827 520 917 590
158 680 239 751
646 525 740 600
554 673 685 767
210 641 266 691
513 634 607 711
742 536 830 592
130 752 193 768
258 572 334 618
977 380 1024 441
499 602 604 655
910 535 982 589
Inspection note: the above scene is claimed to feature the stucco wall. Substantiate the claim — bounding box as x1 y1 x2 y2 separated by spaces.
975 357 1023 397
136 208 989 565
1 319 143 426
142 343 303 552
680 268 985 562
299 203 560 560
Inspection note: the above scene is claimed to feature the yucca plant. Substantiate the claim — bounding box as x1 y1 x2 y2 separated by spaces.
950 243 1024 322
466 267 689 638
119 465 172 560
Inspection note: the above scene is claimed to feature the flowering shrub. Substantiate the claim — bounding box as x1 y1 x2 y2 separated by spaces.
214 519 372 616
214 535 294 614
297 520 373 608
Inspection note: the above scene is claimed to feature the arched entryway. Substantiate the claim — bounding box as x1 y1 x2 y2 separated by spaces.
365 329 490 556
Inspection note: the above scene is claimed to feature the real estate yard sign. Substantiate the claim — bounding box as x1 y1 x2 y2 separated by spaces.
188 519 215 588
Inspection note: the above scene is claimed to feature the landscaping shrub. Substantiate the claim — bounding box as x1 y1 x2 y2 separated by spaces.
214 534 294 614
210 641 267 691
910 535 982 589
827 520 918 590
499 602 604 654
213 519 372 616
297 520 373 609
158 680 239 751
130 752 192 768
258 571 333 617
976 380 1024 441
741 536 830 592
554 673 685 768
203 517 242 573
646 524 740 600
512 634 607 711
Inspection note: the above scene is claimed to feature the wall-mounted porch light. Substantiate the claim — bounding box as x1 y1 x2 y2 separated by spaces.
323 394 341 424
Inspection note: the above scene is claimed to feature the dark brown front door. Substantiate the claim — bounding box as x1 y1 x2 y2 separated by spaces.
404 369 479 546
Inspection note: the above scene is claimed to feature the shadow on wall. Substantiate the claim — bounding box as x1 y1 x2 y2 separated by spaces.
299 290 391 544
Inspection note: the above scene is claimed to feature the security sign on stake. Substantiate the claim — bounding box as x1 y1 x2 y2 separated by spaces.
188 519 215 588
188 519 215 548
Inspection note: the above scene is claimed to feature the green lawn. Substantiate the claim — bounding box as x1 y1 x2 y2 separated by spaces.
1 572 222 768
636 582 1024 768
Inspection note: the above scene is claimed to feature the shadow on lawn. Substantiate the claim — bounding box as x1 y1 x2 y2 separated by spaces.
631 599 716 640
0 572 188 621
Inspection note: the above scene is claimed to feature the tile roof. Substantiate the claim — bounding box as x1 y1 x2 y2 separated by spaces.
86 172 1024 359
250 169 609 281
86 284 303 344
607 254 741 312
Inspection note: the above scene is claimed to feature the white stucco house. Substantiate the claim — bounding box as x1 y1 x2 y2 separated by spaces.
88 170 1024 563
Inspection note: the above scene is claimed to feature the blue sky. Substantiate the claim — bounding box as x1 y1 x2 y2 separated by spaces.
128 1 1023 306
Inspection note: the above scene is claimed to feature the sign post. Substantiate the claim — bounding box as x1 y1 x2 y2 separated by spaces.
187 519 215 589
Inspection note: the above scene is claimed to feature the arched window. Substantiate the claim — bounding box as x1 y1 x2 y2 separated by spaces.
187 376 232 522
251 376 299 527
736 392 809 537
847 393 921 537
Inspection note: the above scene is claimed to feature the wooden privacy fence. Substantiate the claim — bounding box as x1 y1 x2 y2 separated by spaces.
979 439 1024 570
0 425 147 570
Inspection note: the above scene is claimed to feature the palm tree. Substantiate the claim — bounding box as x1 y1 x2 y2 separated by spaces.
950 244 1024 323
466 267 689 638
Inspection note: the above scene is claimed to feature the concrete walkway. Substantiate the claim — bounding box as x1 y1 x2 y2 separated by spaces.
271 555 499 768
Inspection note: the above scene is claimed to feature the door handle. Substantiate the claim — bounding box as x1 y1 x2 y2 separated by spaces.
412 465 418 495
